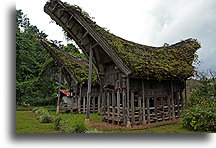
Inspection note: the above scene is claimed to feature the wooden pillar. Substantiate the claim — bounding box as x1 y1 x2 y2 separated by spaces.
177 92 180 118
117 89 120 118
138 97 142 124
78 87 81 113
141 80 146 124
86 46 93 120
92 96 95 112
131 90 135 125
107 91 110 118
83 96 86 113
56 67 62 115
167 96 171 120
122 89 126 125
112 91 115 124
126 78 131 127
171 81 175 119
146 97 150 124
154 97 158 122
98 91 101 112
161 97 165 121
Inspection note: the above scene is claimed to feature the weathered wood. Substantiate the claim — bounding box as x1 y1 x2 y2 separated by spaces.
92 96 95 112
78 87 81 113
122 89 126 125
161 97 165 121
170 81 175 119
56 67 62 114
107 91 110 117
131 91 135 125
126 78 130 122
167 96 171 120
141 79 146 124
112 91 115 124
83 97 86 113
117 89 120 117
86 45 93 119
177 92 180 117
146 97 150 123
154 97 158 122
138 97 142 124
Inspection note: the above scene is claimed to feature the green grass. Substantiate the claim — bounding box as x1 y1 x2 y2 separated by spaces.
16 111 60 133
16 111 200 133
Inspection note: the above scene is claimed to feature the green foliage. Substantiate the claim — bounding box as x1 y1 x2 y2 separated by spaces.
34 107 54 123
53 114 88 133
180 107 216 132
16 10 59 106
181 75 216 132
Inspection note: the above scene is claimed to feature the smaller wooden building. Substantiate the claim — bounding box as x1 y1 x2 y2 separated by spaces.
40 39 101 113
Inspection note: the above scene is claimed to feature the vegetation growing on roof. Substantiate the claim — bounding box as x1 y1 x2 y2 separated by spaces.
47 0 201 80
42 40 98 85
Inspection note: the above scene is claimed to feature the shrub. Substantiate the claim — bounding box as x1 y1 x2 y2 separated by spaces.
180 106 216 132
53 114 88 133
34 107 53 123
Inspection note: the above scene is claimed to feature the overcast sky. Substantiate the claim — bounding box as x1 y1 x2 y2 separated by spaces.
16 0 216 72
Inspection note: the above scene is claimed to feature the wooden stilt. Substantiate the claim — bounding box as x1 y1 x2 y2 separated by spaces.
122 89 126 125
86 45 93 120
131 91 135 125
56 67 62 115
126 78 131 127
112 91 115 124
138 97 142 124
141 79 146 124
146 97 150 124
171 80 175 120
98 91 101 112
78 87 81 113
117 89 120 118
154 97 158 122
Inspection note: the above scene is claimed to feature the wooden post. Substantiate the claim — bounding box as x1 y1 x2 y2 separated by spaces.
107 91 110 118
146 97 150 124
78 87 81 113
131 91 135 125
126 78 131 127
86 46 93 121
92 96 95 112
154 97 158 122
112 91 115 124
141 80 146 124
98 91 101 112
122 89 126 125
83 96 86 113
167 96 171 120
177 92 180 118
161 97 165 121
56 67 62 114
171 81 175 120
138 97 142 124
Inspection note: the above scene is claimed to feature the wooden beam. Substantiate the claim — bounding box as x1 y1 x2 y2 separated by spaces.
117 89 120 118
126 78 130 122
141 79 146 124
146 97 150 124
56 67 62 114
78 87 81 113
171 80 175 119
154 97 158 123
86 45 93 119
122 89 126 125
112 91 115 124
131 91 135 125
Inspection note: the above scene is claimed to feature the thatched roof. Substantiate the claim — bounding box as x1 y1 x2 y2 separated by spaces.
45 0 201 80
40 39 98 85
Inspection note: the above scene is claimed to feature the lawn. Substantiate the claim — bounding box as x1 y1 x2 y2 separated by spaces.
16 111 61 133
16 111 200 133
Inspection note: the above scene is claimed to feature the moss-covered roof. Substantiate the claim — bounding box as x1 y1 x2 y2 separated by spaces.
41 39 98 85
46 0 201 80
